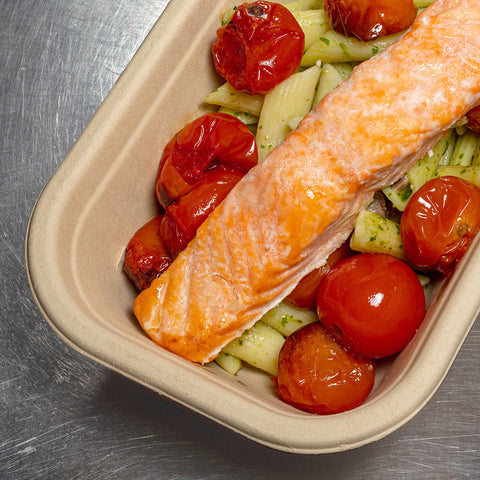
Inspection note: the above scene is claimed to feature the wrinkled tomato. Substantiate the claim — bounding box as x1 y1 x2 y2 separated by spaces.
160 169 244 258
466 106 480 133
212 1 305 94
156 112 257 209
272 322 375 415
285 241 350 310
324 0 417 41
317 253 425 359
400 176 480 274
124 215 172 290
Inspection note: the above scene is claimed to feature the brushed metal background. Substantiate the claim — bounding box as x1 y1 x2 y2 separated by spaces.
1 0 479 478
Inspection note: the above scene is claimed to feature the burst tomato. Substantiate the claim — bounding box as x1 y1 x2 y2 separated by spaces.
324 0 417 42
400 176 480 274
272 322 375 415
160 169 244 258
466 106 480 133
212 1 305 94
156 112 257 209
285 241 350 310
317 253 425 359
124 215 172 290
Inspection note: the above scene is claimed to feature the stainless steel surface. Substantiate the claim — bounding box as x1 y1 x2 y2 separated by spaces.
1 0 479 477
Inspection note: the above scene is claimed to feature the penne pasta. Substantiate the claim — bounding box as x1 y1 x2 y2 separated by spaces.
350 210 406 260
256 64 321 161
449 129 480 166
331 62 356 79
284 0 324 12
301 30 402 66
292 9 331 50
382 183 412 212
204 83 264 116
221 321 285 376
435 165 480 186
217 106 258 125
437 128 457 166
314 62 343 104
215 351 243 375
260 301 317 336
407 131 454 192
413 0 436 7
473 142 480 166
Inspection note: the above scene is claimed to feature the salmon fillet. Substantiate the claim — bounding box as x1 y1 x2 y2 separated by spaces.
134 0 480 364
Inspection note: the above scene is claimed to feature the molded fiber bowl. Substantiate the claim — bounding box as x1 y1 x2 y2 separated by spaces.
25 0 480 454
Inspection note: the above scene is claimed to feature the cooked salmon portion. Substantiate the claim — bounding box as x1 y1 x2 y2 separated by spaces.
134 0 480 364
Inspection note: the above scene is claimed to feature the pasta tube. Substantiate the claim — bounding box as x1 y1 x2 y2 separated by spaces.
260 301 317 337
407 130 455 192
284 0 324 11
449 129 480 166
413 0 436 7
350 210 406 260
204 83 263 116
435 165 480 186
217 106 258 125
293 9 331 50
256 64 321 161
382 183 412 211
221 321 285 376
314 62 343 104
215 352 243 375
301 30 402 66
436 128 457 166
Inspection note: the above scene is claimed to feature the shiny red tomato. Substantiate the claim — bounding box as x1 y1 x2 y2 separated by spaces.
285 241 350 310
156 112 257 209
400 176 480 274
272 322 375 414
124 215 172 290
212 1 305 94
466 106 480 133
324 0 417 41
317 253 425 359
160 169 244 258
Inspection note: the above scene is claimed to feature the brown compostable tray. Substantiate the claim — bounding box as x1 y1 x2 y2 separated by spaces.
25 0 480 454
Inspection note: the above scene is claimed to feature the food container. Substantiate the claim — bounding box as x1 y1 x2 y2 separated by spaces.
25 0 480 454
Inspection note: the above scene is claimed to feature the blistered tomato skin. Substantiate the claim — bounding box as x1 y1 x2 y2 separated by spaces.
324 0 417 41
317 254 425 359
160 169 244 258
272 322 375 415
466 106 480 133
124 215 172 290
285 241 350 310
156 113 257 209
400 176 480 274
212 1 305 94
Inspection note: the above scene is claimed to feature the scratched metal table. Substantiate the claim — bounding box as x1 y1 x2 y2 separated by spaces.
1 0 479 478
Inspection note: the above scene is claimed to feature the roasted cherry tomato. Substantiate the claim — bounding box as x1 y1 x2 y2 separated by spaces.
272 322 375 415
212 1 305 94
124 215 172 290
156 112 257 209
400 176 480 274
324 0 417 42
285 241 350 310
317 253 425 359
160 169 244 258
466 106 480 133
